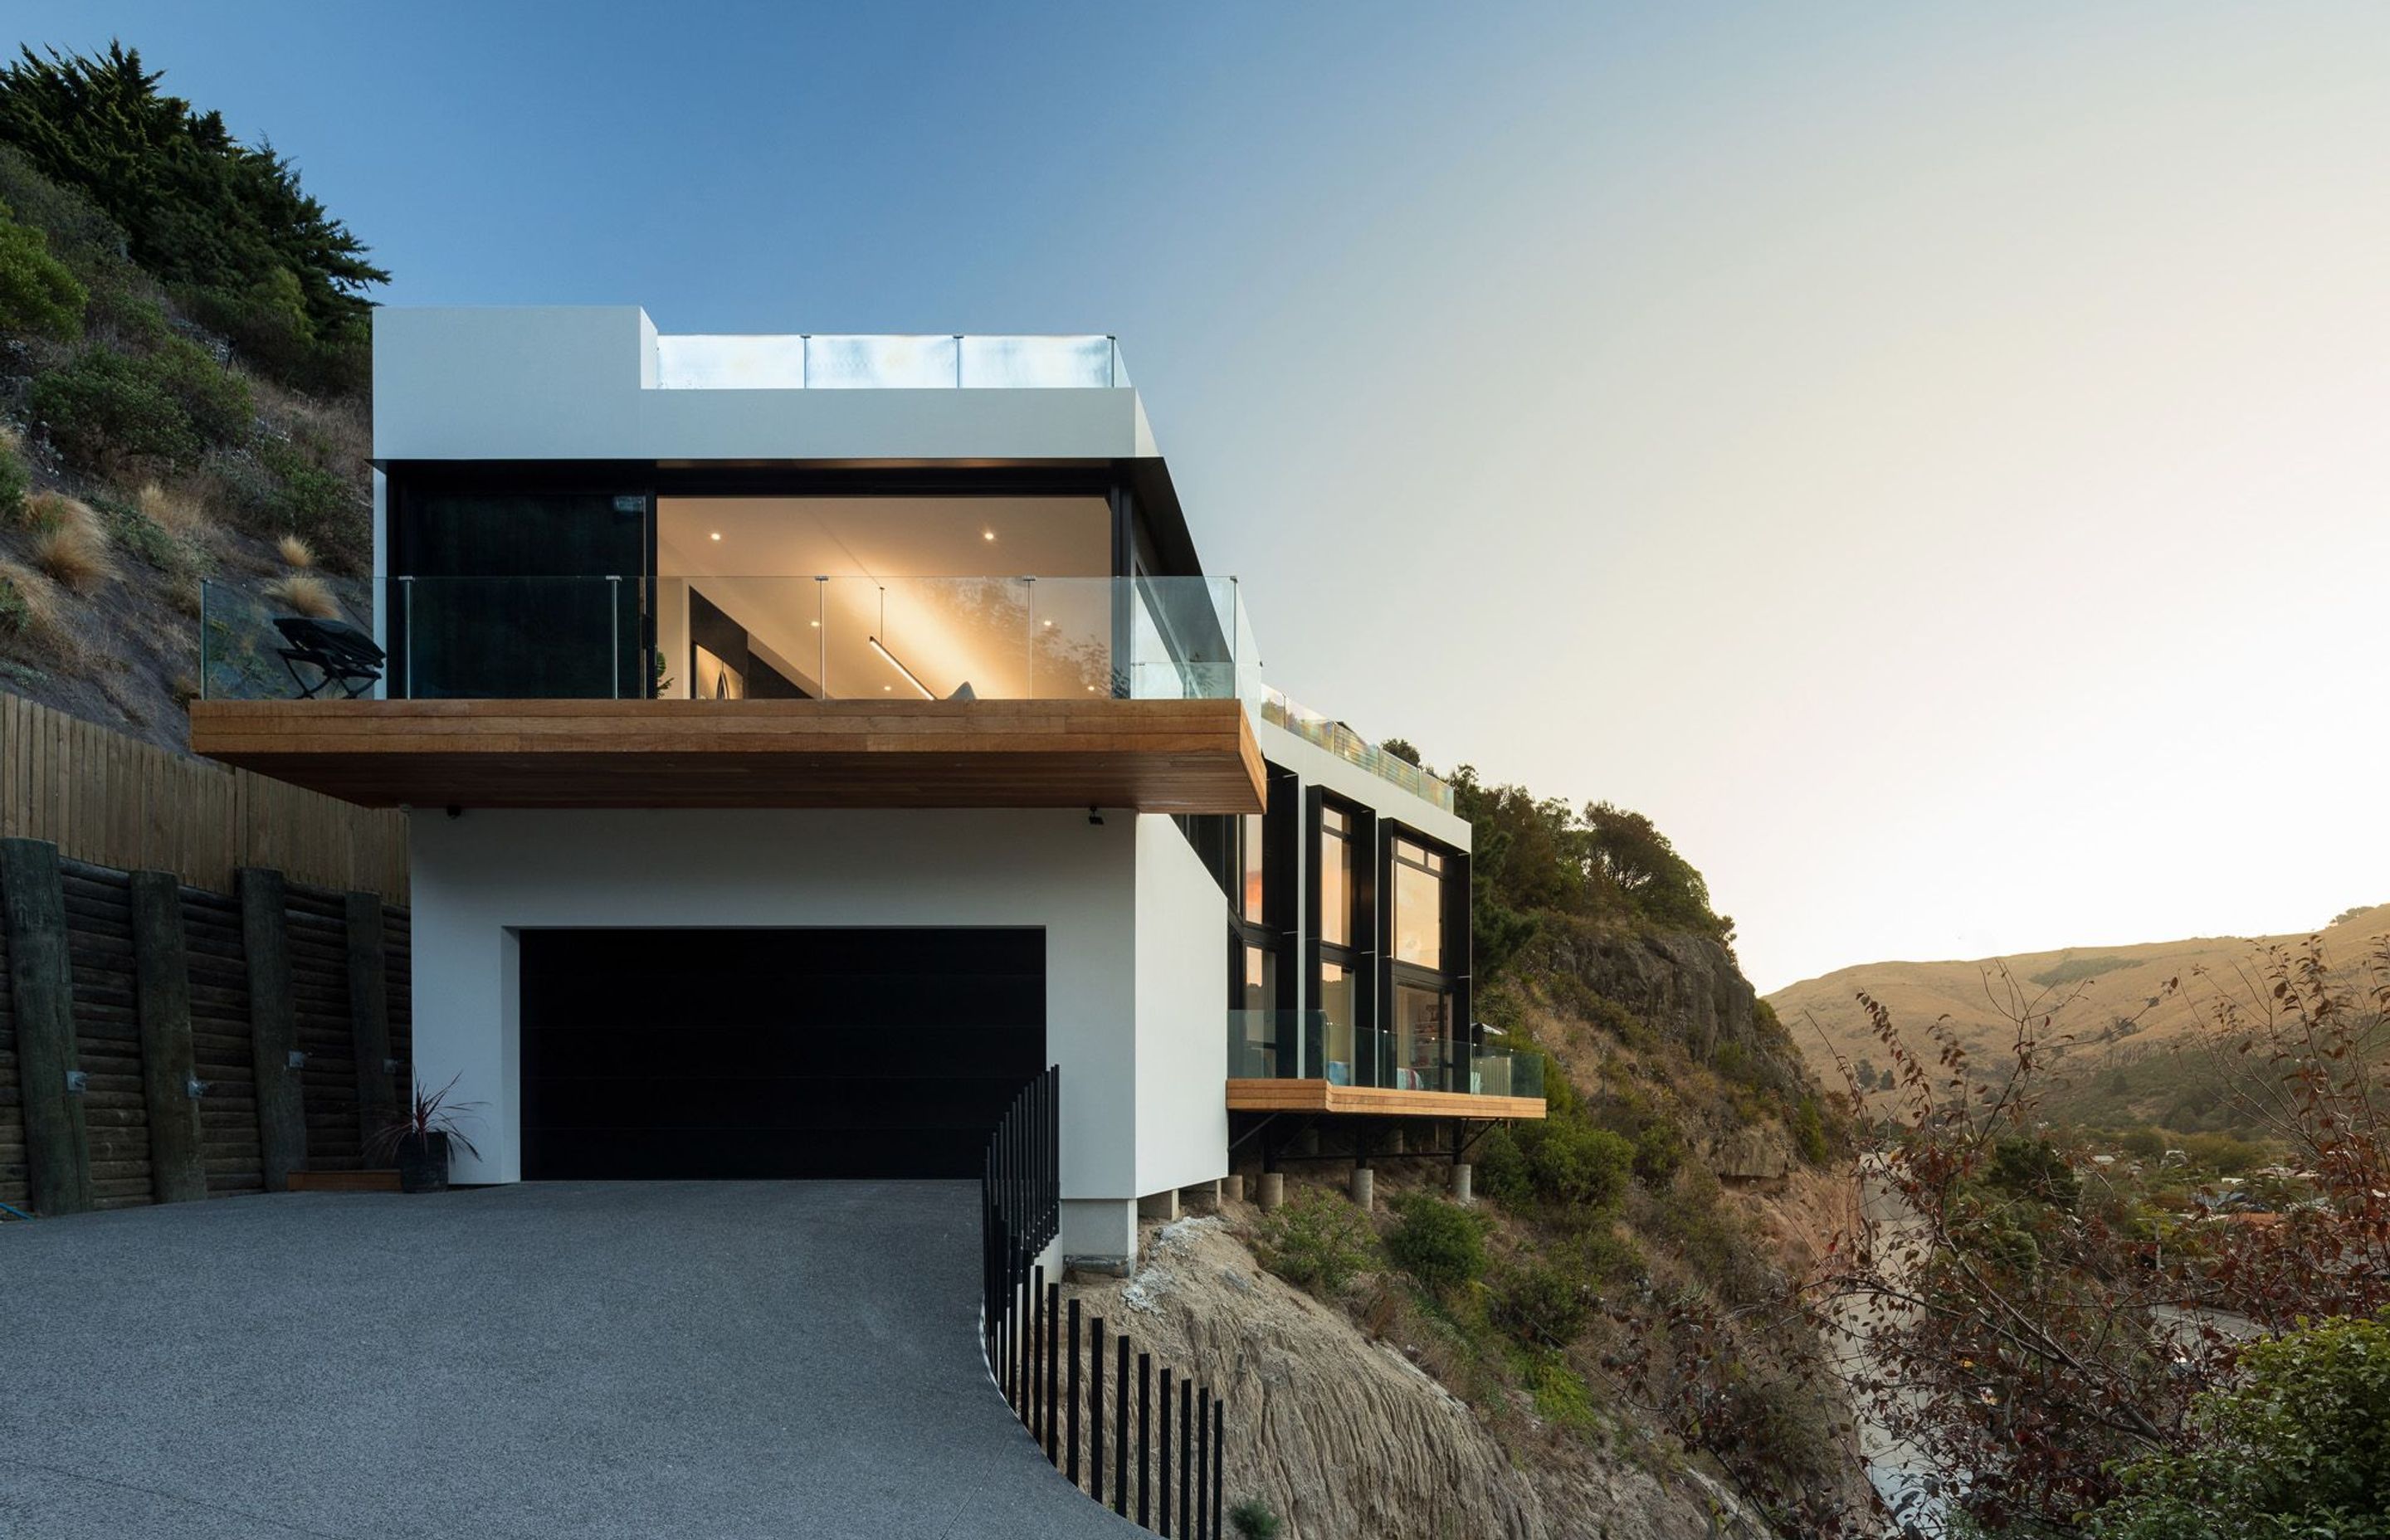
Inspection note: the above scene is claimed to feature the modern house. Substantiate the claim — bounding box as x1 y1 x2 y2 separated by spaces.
189 308 1542 1270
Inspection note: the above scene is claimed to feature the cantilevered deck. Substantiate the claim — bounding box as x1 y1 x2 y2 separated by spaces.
188 697 1265 813
1226 1078 1545 1120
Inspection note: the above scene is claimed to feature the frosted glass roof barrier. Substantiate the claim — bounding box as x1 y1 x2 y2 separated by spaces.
653 334 1128 390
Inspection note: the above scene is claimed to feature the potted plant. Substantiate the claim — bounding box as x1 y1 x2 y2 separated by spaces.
368 1075 483 1193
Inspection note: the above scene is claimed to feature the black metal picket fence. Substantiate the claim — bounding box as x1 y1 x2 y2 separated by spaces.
982 1067 1227 1538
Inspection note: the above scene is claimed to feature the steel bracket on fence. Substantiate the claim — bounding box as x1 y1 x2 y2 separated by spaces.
63 1070 88 1095
286 1050 306 1070
186 1076 208 1099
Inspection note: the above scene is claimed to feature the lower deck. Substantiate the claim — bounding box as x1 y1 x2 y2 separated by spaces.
1224 1078 1545 1120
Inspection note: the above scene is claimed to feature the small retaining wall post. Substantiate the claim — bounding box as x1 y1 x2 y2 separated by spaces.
238 868 307 1190
344 890 398 1143
1 838 90 1216
129 870 208 1203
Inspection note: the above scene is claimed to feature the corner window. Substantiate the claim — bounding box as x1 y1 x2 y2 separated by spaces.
1319 804 1354 948
1240 811 1266 925
1241 943 1275 1012
1392 837 1444 970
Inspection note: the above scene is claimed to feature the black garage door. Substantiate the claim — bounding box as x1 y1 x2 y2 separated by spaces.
520 928 1045 1179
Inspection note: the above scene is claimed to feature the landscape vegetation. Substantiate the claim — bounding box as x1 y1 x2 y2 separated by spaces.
5 35 2387 1540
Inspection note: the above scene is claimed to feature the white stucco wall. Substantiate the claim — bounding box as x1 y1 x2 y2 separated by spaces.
1132 815 1231 1197
373 308 1150 465
1254 718 1473 850
407 807 1150 1200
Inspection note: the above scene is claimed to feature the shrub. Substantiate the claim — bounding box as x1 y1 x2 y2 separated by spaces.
1476 1125 1533 1206
1383 1194 1487 1294
212 436 364 569
0 436 26 524
1490 1260 1597 1349
29 348 199 470
2088 1312 2390 1540
0 199 82 339
1253 1187 1376 1296
2119 1126 2167 1161
149 335 253 448
1530 1120 1636 1209
261 573 339 620
276 533 315 568
93 495 198 577
2180 1131 2265 1176
1793 1095 1832 1167
1983 1135 2081 1207
1227 1497 1282 1539
1632 1119 1685 1186
1524 1352 1601 1430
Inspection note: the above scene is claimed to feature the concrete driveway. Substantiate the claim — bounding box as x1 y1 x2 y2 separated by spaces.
0 1182 1138 1539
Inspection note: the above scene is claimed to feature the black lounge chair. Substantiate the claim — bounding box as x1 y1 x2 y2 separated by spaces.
273 616 385 699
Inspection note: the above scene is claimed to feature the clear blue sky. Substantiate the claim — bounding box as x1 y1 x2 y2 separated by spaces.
20 3 2390 988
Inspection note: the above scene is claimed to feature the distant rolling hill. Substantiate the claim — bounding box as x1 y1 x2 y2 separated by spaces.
1770 903 2390 1134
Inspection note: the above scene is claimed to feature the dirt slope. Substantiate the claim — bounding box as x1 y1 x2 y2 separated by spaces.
1067 1212 1774 1540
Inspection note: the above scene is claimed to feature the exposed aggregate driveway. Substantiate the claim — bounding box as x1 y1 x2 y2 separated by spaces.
0 1181 1136 1539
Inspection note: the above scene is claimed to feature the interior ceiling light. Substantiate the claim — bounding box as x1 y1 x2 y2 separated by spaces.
983 529 996 541
710 531 722 541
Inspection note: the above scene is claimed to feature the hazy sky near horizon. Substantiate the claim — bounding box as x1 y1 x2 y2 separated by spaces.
23 2 2390 990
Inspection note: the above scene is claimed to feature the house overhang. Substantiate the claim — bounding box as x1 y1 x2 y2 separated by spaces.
188 698 1265 814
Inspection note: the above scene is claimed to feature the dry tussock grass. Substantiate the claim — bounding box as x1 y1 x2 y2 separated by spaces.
136 480 217 541
262 573 340 620
16 489 103 537
276 533 315 568
31 520 120 592
0 558 68 653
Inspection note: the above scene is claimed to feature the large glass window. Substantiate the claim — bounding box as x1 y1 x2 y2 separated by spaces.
1393 838 1445 970
1319 804 1354 948
393 490 647 699
1319 960 1356 1084
1394 982 1449 1092
1241 943 1274 1013
1240 811 1266 924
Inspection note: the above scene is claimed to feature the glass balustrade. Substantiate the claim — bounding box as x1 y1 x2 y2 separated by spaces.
1225 1011 1547 1103
1258 689 1454 812
198 573 1253 704
652 333 1126 391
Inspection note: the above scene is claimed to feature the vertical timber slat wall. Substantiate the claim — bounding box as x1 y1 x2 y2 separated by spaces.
0 691 406 903
0 836 415 1216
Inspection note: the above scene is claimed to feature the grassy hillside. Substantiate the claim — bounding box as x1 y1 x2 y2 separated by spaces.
0 42 377 749
1772 901 2390 1135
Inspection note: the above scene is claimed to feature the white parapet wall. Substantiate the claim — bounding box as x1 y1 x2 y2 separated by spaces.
372 307 1158 468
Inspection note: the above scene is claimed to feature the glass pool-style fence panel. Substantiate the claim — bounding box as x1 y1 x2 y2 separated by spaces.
198 575 1252 704
653 334 1126 391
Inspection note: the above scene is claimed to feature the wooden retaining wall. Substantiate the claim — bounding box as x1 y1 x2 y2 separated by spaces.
0 838 412 1214
0 691 407 904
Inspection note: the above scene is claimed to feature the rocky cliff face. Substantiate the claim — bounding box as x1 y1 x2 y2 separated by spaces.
1067 1214 1774 1540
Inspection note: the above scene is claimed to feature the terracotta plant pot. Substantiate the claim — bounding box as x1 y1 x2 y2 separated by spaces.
394 1131 451 1194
